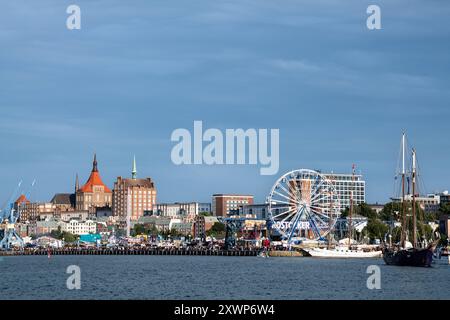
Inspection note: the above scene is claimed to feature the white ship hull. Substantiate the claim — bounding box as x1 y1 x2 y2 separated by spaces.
304 247 382 258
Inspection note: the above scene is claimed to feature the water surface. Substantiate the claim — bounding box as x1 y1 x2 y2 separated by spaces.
2 256 448 300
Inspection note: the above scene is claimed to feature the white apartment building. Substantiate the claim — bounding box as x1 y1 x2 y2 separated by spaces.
61 219 96 235
322 173 366 212
156 202 211 221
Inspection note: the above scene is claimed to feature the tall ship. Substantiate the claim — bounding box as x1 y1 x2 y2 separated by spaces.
303 165 382 258
382 133 437 267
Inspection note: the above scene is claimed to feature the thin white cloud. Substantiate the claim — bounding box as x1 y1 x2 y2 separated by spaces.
269 59 322 72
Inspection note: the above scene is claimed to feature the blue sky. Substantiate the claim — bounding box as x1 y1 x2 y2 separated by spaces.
0 0 449 205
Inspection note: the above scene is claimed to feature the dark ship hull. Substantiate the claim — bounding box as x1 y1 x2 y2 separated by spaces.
383 247 433 267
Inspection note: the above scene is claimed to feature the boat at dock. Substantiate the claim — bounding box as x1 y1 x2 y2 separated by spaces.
304 247 382 258
383 246 434 266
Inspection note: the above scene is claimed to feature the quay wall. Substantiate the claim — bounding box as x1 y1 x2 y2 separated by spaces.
0 248 263 257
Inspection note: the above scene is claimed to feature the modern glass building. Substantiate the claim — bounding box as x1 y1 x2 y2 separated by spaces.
322 173 366 212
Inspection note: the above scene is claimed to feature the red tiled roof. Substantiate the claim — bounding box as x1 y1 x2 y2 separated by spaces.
15 194 30 204
80 171 112 193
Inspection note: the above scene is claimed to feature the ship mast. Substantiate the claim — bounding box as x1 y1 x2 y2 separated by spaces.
412 148 417 248
348 164 355 249
400 133 407 249
328 173 335 250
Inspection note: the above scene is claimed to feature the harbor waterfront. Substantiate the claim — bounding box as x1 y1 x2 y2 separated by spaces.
1 255 448 300
1 247 261 257
0 247 308 257
2 150 449 264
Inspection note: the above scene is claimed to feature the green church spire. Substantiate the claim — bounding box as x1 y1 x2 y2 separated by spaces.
132 155 137 179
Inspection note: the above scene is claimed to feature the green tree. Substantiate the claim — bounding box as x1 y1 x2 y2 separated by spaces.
206 222 226 238
363 218 389 241
438 203 450 221
439 234 448 247
162 228 183 238
61 231 78 243
359 203 377 219
379 202 402 221
418 223 433 241
440 203 450 214
50 226 62 239
147 225 159 236
211 222 225 233
380 201 429 224
50 226 78 243
133 224 145 236
341 203 376 219
131 223 161 236
390 226 402 244
199 212 212 217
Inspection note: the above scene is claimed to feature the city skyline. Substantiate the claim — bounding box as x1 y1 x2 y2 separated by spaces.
5 151 444 207
1 1 450 205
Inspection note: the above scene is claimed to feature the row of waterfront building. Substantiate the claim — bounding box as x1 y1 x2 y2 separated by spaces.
11 154 450 240
15 155 367 221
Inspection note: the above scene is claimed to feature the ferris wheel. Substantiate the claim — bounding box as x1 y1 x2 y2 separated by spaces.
267 169 341 242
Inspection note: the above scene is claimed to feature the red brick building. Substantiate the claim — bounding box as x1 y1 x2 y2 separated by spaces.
212 194 254 217
112 157 156 221
76 154 112 213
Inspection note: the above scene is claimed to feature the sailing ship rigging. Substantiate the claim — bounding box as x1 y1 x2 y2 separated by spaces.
383 133 438 267
303 164 382 258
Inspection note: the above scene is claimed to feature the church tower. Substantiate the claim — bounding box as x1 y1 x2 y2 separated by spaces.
76 154 112 213
132 155 137 180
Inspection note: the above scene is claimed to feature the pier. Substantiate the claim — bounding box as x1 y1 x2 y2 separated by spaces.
0 248 261 257
269 250 304 257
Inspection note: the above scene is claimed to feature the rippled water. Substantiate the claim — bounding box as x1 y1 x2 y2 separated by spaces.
1 256 448 300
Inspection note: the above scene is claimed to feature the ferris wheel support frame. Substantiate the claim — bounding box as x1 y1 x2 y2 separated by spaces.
267 169 341 243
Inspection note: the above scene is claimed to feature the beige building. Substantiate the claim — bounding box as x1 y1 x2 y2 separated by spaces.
76 154 112 213
18 201 56 222
60 211 90 222
112 157 156 221
18 194 79 222
156 202 211 222
392 194 440 213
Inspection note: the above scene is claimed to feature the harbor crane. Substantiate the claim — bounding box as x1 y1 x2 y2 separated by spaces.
0 180 35 250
